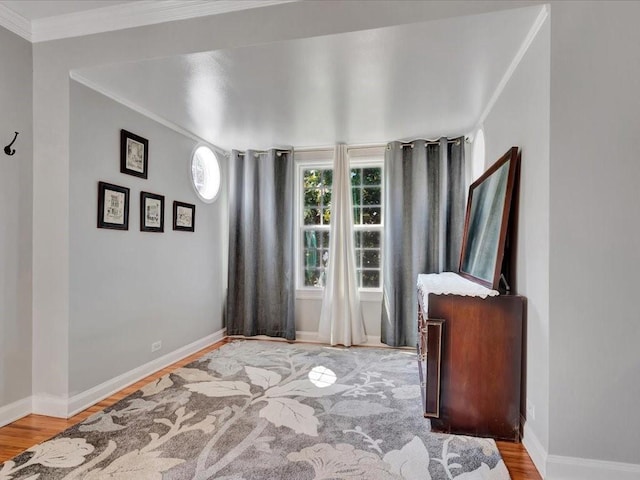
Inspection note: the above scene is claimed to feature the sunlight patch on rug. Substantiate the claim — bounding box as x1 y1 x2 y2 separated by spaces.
0 341 511 479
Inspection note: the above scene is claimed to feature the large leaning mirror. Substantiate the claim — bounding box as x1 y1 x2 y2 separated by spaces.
458 146 519 290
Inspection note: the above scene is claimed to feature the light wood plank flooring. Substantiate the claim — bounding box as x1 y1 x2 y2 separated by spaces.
0 340 541 480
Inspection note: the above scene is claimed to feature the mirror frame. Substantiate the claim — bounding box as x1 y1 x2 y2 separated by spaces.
458 146 520 290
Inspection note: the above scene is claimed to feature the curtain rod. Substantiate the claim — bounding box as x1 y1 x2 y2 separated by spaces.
235 149 290 157
393 136 469 149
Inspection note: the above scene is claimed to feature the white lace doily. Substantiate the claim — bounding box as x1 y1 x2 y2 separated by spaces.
417 272 499 315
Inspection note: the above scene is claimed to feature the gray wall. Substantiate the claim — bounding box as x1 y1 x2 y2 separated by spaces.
296 296 382 338
28 0 640 470
485 4 640 468
69 82 226 395
0 26 32 408
483 16 550 454
549 0 640 465
32 0 542 405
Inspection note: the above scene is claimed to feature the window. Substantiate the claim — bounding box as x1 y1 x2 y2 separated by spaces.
190 145 221 203
301 167 333 288
351 166 382 288
297 149 384 292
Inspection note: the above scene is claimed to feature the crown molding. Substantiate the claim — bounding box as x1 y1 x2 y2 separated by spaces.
0 0 296 44
32 0 297 43
0 3 32 42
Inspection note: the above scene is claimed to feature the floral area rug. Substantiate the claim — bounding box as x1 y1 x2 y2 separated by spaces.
0 341 510 479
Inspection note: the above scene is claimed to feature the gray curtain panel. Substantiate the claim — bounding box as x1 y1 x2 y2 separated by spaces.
381 138 466 347
226 149 296 340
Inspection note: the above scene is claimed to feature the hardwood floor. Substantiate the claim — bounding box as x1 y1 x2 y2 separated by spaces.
0 339 541 479
496 440 542 480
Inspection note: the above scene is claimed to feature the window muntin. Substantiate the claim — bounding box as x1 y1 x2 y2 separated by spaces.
299 160 383 291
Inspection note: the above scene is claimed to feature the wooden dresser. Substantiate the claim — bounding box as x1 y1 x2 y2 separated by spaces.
417 282 525 442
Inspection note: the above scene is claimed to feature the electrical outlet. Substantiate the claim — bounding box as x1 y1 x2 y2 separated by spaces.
526 399 536 421
151 341 162 352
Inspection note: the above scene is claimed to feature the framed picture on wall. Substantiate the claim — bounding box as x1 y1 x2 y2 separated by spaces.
140 191 165 232
173 201 195 232
120 129 148 178
97 181 129 230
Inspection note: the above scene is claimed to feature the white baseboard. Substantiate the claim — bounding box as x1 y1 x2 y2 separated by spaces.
522 420 547 478
546 454 640 480
521 420 640 480
66 328 226 418
229 331 408 349
32 393 69 418
0 396 33 428
295 331 385 346
228 331 385 346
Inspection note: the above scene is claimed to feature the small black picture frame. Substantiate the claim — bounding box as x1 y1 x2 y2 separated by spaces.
97 181 129 230
173 201 195 232
140 191 165 232
120 129 148 179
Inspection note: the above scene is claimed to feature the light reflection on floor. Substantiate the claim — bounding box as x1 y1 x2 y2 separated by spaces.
308 365 337 388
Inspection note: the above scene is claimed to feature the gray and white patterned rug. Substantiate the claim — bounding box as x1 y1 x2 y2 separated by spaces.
0 341 510 479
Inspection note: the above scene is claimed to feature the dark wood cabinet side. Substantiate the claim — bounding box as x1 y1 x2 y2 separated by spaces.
427 293 525 442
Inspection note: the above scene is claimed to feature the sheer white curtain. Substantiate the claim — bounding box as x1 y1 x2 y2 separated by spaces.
318 144 366 346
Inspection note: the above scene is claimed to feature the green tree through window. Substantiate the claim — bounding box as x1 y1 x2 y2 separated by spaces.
301 166 382 289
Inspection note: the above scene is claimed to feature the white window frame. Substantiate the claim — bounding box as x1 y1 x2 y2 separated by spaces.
189 143 221 203
295 148 333 299
350 155 384 295
295 146 385 300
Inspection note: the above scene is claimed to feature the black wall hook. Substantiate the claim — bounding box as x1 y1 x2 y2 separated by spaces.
4 132 19 156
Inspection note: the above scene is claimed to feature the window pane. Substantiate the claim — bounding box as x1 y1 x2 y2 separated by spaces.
362 207 381 224
362 270 380 288
322 208 331 225
355 249 362 268
362 231 380 248
362 250 380 268
303 231 318 263
304 188 321 207
322 169 333 187
191 146 221 202
352 187 361 206
362 187 381 206
320 231 330 248
350 168 362 186
322 189 332 206
320 249 330 267
303 168 332 227
363 168 381 185
305 269 325 287
353 207 361 224
304 248 319 268
303 227 330 287
304 208 321 225
304 169 322 188
354 231 362 248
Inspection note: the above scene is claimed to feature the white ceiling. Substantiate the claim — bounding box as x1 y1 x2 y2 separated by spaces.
1 1 134 19
0 1 545 151
73 5 544 151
